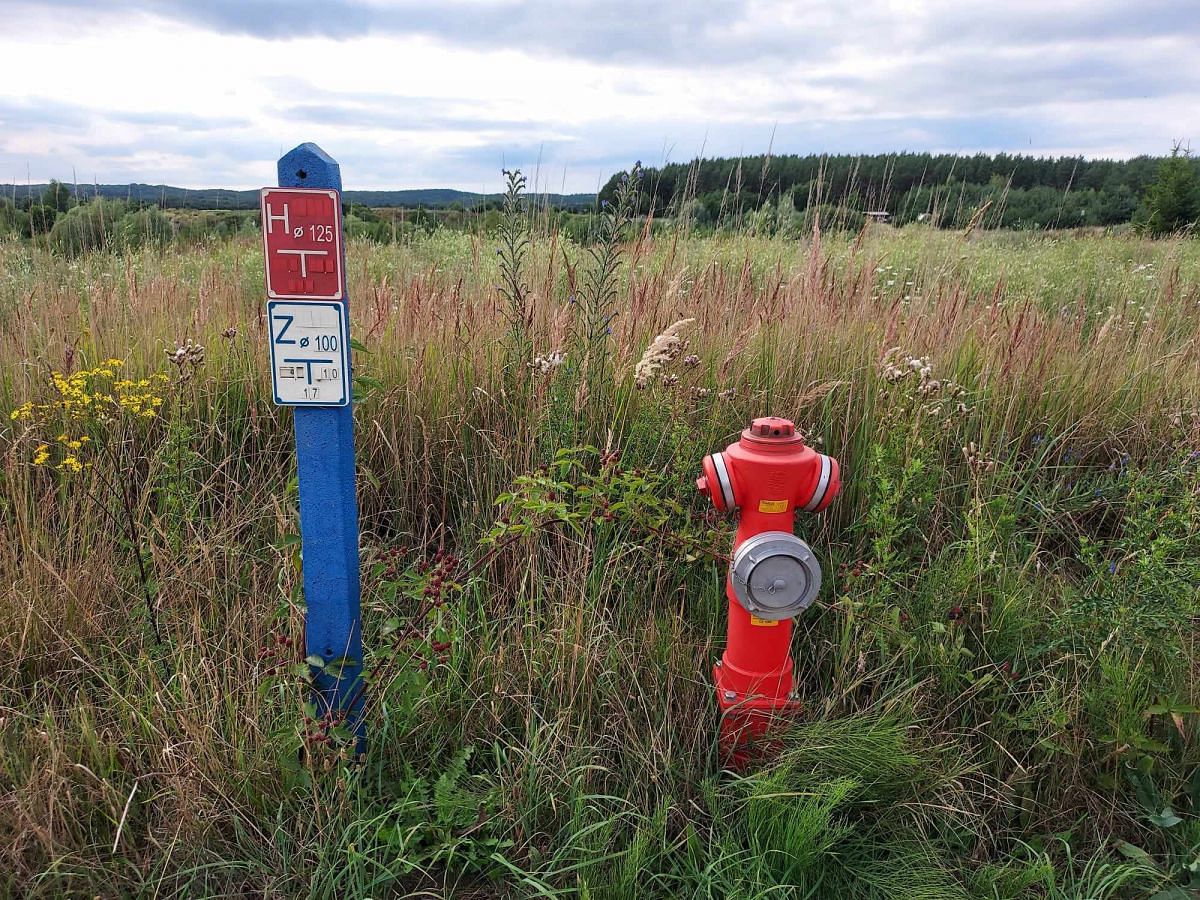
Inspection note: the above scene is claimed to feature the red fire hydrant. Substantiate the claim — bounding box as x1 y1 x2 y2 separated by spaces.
697 416 840 766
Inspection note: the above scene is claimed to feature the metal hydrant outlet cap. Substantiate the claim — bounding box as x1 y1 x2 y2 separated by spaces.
730 531 822 620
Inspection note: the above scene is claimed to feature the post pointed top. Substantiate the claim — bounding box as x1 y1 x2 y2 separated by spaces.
278 142 342 191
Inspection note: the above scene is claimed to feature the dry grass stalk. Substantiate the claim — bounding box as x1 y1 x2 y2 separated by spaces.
962 200 993 238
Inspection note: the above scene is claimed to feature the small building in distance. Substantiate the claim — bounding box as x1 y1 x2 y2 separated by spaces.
865 210 891 224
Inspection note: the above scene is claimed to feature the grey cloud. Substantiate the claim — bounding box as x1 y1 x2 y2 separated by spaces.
0 96 252 133
280 102 535 133
111 109 255 130
0 98 87 130
799 49 1196 119
11 0 826 65
11 0 1200 69
924 0 1200 48
7 0 1200 82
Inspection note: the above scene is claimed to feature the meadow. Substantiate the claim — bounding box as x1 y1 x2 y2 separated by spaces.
0 205 1198 898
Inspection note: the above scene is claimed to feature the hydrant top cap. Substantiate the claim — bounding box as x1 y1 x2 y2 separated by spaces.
744 416 803 445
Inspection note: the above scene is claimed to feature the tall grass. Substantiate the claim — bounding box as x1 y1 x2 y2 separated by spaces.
0 223 1198 897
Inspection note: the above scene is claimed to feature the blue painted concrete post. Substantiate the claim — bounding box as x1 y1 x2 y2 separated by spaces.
277 143 365 746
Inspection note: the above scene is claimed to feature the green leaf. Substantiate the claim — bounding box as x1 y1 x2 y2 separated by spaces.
305 654 326 669
1146 702 1200 716
358 463 382 490
1127 764 1161 813
349 337 371 354
1116 840 1152 862
1147 807 1183 828
1149 889 1193 900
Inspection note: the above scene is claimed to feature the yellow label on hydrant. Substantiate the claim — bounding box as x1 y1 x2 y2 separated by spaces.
749 615 779 626
758 499 788 513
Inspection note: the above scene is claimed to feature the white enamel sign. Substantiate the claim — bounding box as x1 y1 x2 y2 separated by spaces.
267 300 350 407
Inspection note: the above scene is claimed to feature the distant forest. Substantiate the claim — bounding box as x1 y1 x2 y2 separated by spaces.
599 152 1199 231
1 151 1196 251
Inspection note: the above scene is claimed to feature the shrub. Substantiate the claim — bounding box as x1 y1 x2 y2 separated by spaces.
117 206 172 251
48 198 127 256
26 203 57 237
801 202 866 233
0 198 27 238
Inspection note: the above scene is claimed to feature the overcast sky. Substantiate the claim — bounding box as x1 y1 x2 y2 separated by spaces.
1 0 1197 192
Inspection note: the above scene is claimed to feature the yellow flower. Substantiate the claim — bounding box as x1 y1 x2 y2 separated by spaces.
32 444 50 466
60 455 83 473
102 358 124 368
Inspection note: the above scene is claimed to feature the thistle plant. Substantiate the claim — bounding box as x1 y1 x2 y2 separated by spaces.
496 169 532 396
9 358 172 648
574 161 642 414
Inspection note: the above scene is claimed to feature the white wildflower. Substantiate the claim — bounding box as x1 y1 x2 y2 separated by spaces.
634 319 695 389
528 351 566 375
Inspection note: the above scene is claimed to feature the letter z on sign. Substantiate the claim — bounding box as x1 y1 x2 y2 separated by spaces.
261 188 344 301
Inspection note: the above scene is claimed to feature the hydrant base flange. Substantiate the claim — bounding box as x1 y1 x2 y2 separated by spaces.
714 661 801 766
713 648 795 699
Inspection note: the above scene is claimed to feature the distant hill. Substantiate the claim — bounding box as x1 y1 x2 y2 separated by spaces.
0 182 596 211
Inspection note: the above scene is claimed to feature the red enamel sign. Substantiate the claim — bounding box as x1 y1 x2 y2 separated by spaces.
261 188 344 301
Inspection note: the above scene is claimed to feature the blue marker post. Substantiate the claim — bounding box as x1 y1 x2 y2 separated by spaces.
275 143 364 748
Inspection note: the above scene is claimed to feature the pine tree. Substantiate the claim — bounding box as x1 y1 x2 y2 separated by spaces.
1144 145 1199 237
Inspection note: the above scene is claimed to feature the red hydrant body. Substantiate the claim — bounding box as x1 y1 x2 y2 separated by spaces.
697 417 840 765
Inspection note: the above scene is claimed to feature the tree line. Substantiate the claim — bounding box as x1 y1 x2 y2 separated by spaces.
600 149 1200 235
